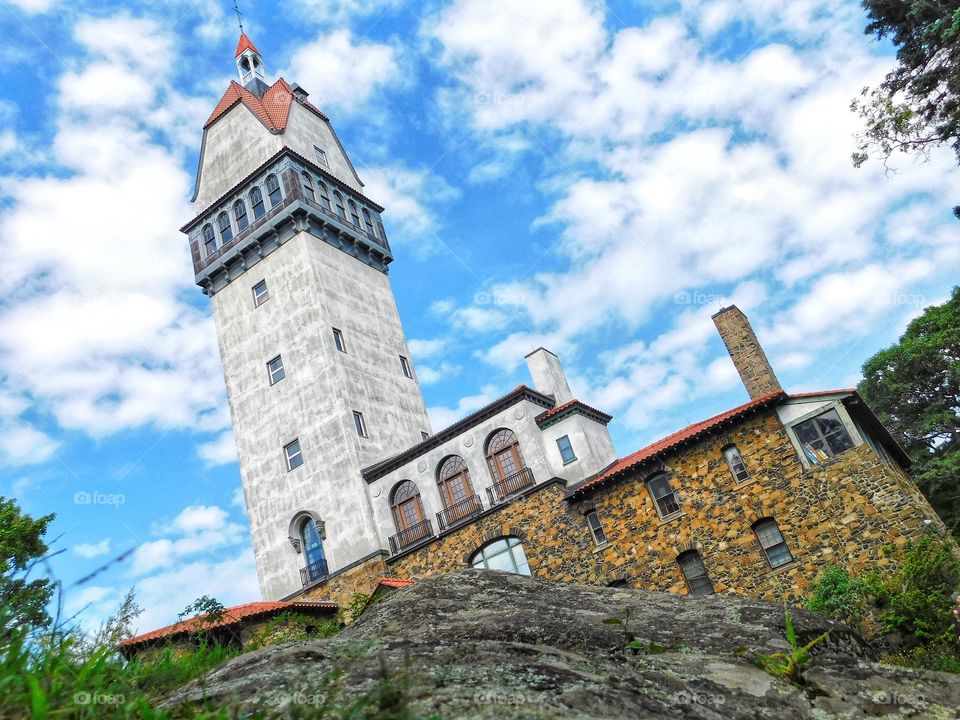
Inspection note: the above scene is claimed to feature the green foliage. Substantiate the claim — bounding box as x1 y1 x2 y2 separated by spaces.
865 535 960 641
753 603 831 684
853 0 960 208
341 593 373 624
178 596 228 630
858 286 960 536
246 611 340 651
804 565 869 625
0 496 56 632
882 637 960 674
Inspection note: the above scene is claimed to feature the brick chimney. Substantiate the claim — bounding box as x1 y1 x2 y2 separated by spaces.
711 306 782 399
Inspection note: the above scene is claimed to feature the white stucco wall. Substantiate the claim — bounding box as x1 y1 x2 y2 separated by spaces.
538 414 617 482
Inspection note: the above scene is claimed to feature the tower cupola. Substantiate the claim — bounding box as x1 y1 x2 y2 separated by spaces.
235 33 268 96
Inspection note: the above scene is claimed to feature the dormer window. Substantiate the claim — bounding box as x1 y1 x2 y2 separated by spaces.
233 199 249 232
217 211 233 244
265 174 282 208
202 223 216 256
250 186 265 220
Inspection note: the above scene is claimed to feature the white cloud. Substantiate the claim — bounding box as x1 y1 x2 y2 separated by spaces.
287 30 402 115
132 504 244 574
417 362 461 385
74 538 111 559
407 338 447 359
427 385 502 430
197 430 238 467
6 0 55 13
0 423 58 467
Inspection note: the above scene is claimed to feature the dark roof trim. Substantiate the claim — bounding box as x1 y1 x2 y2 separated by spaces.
536 400 612 429
362 386 556 481
841 394 912 468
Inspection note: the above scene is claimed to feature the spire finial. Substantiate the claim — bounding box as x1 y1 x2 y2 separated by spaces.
233 0 244 33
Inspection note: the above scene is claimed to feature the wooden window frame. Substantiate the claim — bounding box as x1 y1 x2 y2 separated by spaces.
646 472 681 519
585 510 607 545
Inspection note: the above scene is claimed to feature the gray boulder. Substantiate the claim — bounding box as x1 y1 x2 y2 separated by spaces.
163 569 960 718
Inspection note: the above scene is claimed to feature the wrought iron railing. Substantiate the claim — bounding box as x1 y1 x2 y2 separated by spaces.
299 558 329 586
389 519 434 554
486 467 535 504
436 494 482 532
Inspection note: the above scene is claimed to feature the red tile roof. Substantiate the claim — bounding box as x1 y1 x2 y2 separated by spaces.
120 599 337 648
204 78 329 132
568 390 787 498
376 577 415 589
234 33 261 58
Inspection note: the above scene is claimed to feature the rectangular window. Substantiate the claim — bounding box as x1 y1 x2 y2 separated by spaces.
557 435 577 464
678 551 715 595
400 355 413 378
585 510 607 545
314 146 328 167
284 439 303 471
722 444 750 483
754 519 794 568
267 356 285 385
792 408 854 465
353 411 367 438
647 473 681 519
252 280 269 307
333 327 346 352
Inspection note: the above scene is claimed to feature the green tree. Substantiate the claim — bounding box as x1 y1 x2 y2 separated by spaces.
859 287 960 534
853 1 960 214
0 496 56 632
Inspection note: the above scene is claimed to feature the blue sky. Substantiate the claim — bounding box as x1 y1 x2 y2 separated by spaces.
0 0 957 633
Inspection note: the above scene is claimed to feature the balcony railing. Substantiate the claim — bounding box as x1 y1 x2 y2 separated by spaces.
436 494 483 532
486 467 535 505
389 519 434 555
299 558 329 586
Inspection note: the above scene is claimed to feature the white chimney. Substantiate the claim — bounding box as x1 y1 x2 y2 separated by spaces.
524 348 574 404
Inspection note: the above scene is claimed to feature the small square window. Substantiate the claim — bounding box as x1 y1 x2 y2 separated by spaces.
400 355 413 379
267 356 285 385
557 435 577 464
252 280 269 307
314 146 328 167
284 439 303 471
585 510 607 545
353 411 367 438
333 328 346 352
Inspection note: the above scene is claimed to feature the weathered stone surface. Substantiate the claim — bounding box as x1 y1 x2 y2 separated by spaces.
164 570 960 719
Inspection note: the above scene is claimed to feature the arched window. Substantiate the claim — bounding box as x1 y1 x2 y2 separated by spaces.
202 223 216 256
250 186 265 220
265 174 282 207
333 191 347 220
300 518 327 583
317 181 332 211
677 550 714 595
753 518 793 568
217 211 233 244
646 472 681 519
362 208 377 237
233 199 249 231
470 537 531 575
486 428 525 481
301 172 316 202
390 479 427 535
437 456 478 521
348 199 361 227
722 444 750 483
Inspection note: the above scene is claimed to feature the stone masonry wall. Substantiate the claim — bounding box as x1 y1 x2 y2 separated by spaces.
296 409 948 607
712 307 782 400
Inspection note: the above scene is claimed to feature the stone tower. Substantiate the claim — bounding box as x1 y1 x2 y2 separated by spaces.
183 35 433 600
712 306 782 400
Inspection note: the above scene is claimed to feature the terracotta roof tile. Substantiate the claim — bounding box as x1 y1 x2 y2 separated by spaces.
234 33 261 58
376 577 415 589
204 79 294 131
120 599 337 648
568 390 787 498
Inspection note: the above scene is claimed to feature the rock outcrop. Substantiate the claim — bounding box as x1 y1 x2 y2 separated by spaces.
164 570 960 718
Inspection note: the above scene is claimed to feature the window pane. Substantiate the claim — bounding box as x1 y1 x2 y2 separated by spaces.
253 280 269 306
557 435 576 463
766 543 793 567
723 445 750 482
754 522 783 549
285 441 303 471
586 511 606 544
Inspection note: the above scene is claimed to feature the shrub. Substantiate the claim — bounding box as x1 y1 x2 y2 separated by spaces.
804 565 868 625
246 611 340 650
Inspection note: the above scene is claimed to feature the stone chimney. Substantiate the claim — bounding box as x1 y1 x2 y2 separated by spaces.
711 306 782 400
524 348 574 404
